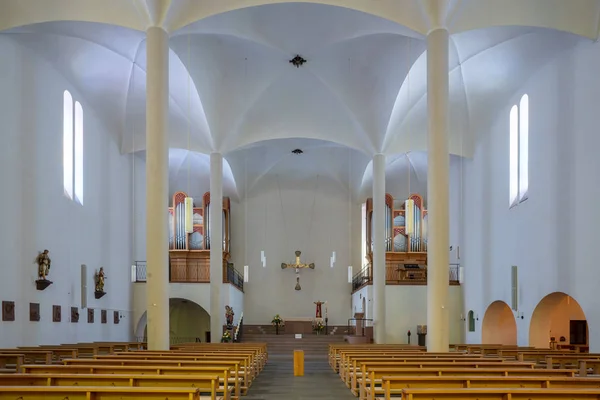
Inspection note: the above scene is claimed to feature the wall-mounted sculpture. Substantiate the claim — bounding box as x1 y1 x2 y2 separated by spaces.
52 305 61 322
71 307 79 323
94 267 106 299
35 250 53 290
2 301 15 321
29 303 40 322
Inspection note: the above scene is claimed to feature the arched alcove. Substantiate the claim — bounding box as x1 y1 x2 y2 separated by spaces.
482 301 517 345
529 292 588 349
134 298 212 344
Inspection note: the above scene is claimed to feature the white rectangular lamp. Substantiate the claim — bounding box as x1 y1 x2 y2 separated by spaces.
244 265 249 283
348 266 353 283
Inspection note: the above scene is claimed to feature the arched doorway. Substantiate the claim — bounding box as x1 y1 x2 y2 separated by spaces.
134 298 211 344
482 301 517 345
529 292 588 350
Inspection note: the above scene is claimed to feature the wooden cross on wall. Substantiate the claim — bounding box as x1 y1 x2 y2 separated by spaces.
281 250 315 291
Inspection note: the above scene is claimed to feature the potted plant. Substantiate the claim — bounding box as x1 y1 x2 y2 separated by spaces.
221 331 232 343
272 314 284 335
313 320 325 335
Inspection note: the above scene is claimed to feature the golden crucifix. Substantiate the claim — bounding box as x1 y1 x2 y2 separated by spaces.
281 250 315 291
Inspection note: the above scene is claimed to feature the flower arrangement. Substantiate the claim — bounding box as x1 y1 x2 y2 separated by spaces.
313 320 324 334
271 314 284 326
221 331 232 343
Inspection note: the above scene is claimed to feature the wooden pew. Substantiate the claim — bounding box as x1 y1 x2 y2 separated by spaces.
329 345 425 371
376 375 600 400
62 357 246 395
351 360 534 392
0 386 203 400
0 374 223 400
0 354 24 372
0 350 52 365
398 387 600 400
170 344 268 370
359 367 577 400
104 351 259 380
19 364 235 400
340 353 488 384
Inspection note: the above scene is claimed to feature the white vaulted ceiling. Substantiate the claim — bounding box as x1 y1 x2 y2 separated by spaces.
0 0 595 199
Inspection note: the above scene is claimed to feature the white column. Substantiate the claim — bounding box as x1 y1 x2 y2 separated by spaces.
372 153 386 344
145 26 170 351
426 27 450 352
210 152 223 342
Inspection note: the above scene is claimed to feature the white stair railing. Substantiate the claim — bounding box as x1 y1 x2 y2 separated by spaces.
234 312 243 342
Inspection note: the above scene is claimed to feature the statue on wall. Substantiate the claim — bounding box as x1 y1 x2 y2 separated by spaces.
35 250 53 290
225 305 234 328
36 250 51 280
314 300 325 319
94 267 106 299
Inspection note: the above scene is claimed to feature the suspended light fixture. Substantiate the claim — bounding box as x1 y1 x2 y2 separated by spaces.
261 250 266 268
405 198 415 235
330 251 336 268
244 265 249 283
348 266 353 283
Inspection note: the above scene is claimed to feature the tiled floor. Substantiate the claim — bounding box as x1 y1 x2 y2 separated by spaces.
245 355 356 399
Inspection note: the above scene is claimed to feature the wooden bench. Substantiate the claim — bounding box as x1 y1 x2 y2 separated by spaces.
19 364 235 400
359 367 577 400
351 360 534 391
373 375 600 400
0 350 52 365
396 387 600 400
0 373 224 400
62 357 247 395
0 386 204 400
0 354 24 371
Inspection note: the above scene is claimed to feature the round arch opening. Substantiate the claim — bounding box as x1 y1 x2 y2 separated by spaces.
135 298 212 344
482 300 517 345
529 292 588 350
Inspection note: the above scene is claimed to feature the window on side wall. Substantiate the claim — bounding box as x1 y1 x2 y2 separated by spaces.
63 90 84 205
509 94 529 207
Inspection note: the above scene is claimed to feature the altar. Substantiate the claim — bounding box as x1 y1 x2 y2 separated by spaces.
283 317 313 335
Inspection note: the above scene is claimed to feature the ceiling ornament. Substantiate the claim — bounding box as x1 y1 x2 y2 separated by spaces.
289 55 307 68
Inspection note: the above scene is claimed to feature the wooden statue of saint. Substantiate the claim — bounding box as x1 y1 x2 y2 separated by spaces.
314 300 325 319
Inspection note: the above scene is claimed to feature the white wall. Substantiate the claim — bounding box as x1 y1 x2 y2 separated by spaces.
230 174 358 325
385 285 464 344
462 40 600 350
0 37 134 347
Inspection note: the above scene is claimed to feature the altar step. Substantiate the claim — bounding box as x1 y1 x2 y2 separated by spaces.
242 324 351 335
242 333 346 356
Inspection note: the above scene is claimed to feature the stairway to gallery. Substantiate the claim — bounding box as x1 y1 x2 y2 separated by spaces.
242 333 354 399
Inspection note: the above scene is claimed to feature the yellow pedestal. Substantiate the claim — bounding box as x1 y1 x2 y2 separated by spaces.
293 350 304 376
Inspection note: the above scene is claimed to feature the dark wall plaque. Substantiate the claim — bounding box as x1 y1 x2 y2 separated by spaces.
29 303 40 322
113 311 120 324
52 305 61 322
71 307 79 323
2 301 15 321
87 308 94 323
101 309 107 324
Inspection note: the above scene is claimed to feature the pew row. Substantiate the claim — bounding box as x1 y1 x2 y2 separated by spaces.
394 387 600 400
0 386 204 400
0 373 224 400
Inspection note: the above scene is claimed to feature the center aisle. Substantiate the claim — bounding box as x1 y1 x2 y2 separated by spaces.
244 355 355 399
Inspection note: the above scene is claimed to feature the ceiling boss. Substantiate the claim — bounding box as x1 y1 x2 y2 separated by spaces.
281 250 315 291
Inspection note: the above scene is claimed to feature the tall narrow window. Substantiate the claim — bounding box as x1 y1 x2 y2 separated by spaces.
74 101 84 205
518 95 529 201
63 91 74 199
509 94 529 207
509 106 519 206
63 90 84 204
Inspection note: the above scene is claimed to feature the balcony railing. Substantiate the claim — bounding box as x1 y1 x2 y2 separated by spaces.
133 260 245 292
351 263 460 292
223 262 244 292
352 264 372 292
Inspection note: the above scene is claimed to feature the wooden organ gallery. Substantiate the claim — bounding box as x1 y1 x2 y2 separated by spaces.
168 191 231 283
365 193 432 284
